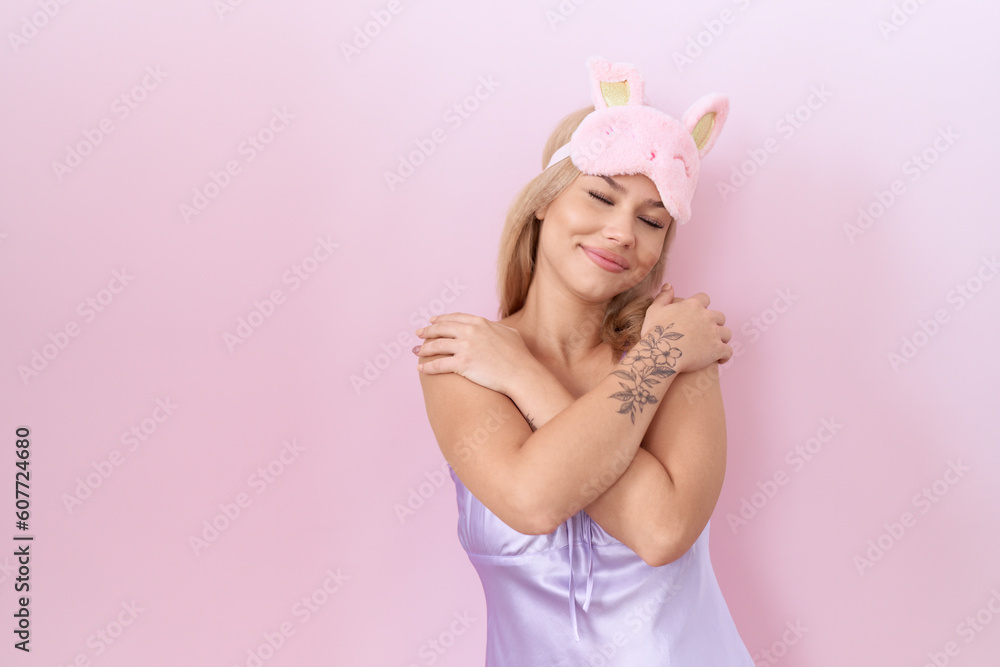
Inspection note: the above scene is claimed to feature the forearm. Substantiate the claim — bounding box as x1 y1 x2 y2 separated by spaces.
505 360 576 432
639 362 728 558
510 340 680 534
506 359 676 557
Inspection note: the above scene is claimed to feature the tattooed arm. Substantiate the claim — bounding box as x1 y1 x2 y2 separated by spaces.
509 369 679 564
419 286 729 561
510 326 688 559
505 327 691 565
507 357 724 566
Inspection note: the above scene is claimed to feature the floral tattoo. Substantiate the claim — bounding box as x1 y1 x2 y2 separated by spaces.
609 324 684 425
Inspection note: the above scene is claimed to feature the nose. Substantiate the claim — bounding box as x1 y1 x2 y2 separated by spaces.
602 208 636 247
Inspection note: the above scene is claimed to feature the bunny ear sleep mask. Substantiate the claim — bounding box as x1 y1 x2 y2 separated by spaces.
545 56 729 225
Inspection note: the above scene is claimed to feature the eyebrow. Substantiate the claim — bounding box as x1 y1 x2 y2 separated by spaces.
598 175 666 210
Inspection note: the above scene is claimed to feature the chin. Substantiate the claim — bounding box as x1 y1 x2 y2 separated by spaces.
584 275 638 302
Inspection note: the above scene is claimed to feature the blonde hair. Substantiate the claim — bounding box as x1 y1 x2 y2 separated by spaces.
496 106 679 361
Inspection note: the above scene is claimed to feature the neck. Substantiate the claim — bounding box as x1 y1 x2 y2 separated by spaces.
509 269 610 368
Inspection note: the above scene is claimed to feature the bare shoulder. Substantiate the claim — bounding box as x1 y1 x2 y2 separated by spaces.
416 351 539 533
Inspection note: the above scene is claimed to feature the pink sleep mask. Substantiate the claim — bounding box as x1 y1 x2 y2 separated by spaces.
545 56 729 225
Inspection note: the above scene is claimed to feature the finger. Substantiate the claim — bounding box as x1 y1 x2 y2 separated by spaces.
415 319 467 340
690 292 711 308
719 326 731 344
653 283 674 303
416 355 451 375
416 312 463 330
427 312 483 325
720 345 733 364
413 338 456 358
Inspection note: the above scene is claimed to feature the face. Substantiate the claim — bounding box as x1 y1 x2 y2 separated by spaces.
533 173 671 300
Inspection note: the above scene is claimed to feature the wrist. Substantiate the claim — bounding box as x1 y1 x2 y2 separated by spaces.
615 346 683 398
505 357 545 404
619 344 683 374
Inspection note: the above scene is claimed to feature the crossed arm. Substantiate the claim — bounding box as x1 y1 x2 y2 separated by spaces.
508 360 728 566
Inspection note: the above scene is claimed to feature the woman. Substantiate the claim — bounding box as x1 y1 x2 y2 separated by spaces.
415 57 754 665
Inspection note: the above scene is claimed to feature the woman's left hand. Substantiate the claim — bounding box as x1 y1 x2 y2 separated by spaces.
413 313 534 396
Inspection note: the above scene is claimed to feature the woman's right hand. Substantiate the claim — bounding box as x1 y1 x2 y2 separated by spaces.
638 283 732 374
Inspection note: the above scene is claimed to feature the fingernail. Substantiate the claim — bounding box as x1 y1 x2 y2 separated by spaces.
412 345 421 354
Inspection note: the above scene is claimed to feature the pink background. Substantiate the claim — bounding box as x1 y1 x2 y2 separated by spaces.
3 0 999 665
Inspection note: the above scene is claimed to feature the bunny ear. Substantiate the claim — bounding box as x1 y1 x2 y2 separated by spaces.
585 55 646 109
681 93 729 158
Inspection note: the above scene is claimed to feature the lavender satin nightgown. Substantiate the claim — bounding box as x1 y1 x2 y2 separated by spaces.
447 463 755 666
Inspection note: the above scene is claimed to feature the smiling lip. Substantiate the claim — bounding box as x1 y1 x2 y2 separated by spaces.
581 245 629 271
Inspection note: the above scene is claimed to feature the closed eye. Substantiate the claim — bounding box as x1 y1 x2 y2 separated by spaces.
588 190 665 229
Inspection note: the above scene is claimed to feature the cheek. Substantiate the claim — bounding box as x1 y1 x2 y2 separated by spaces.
544 205 591 244
560 208 590 236
638 240 663 269
537 217 573 258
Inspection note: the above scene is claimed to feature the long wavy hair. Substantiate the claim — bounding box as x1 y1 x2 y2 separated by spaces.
496 106 679 361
